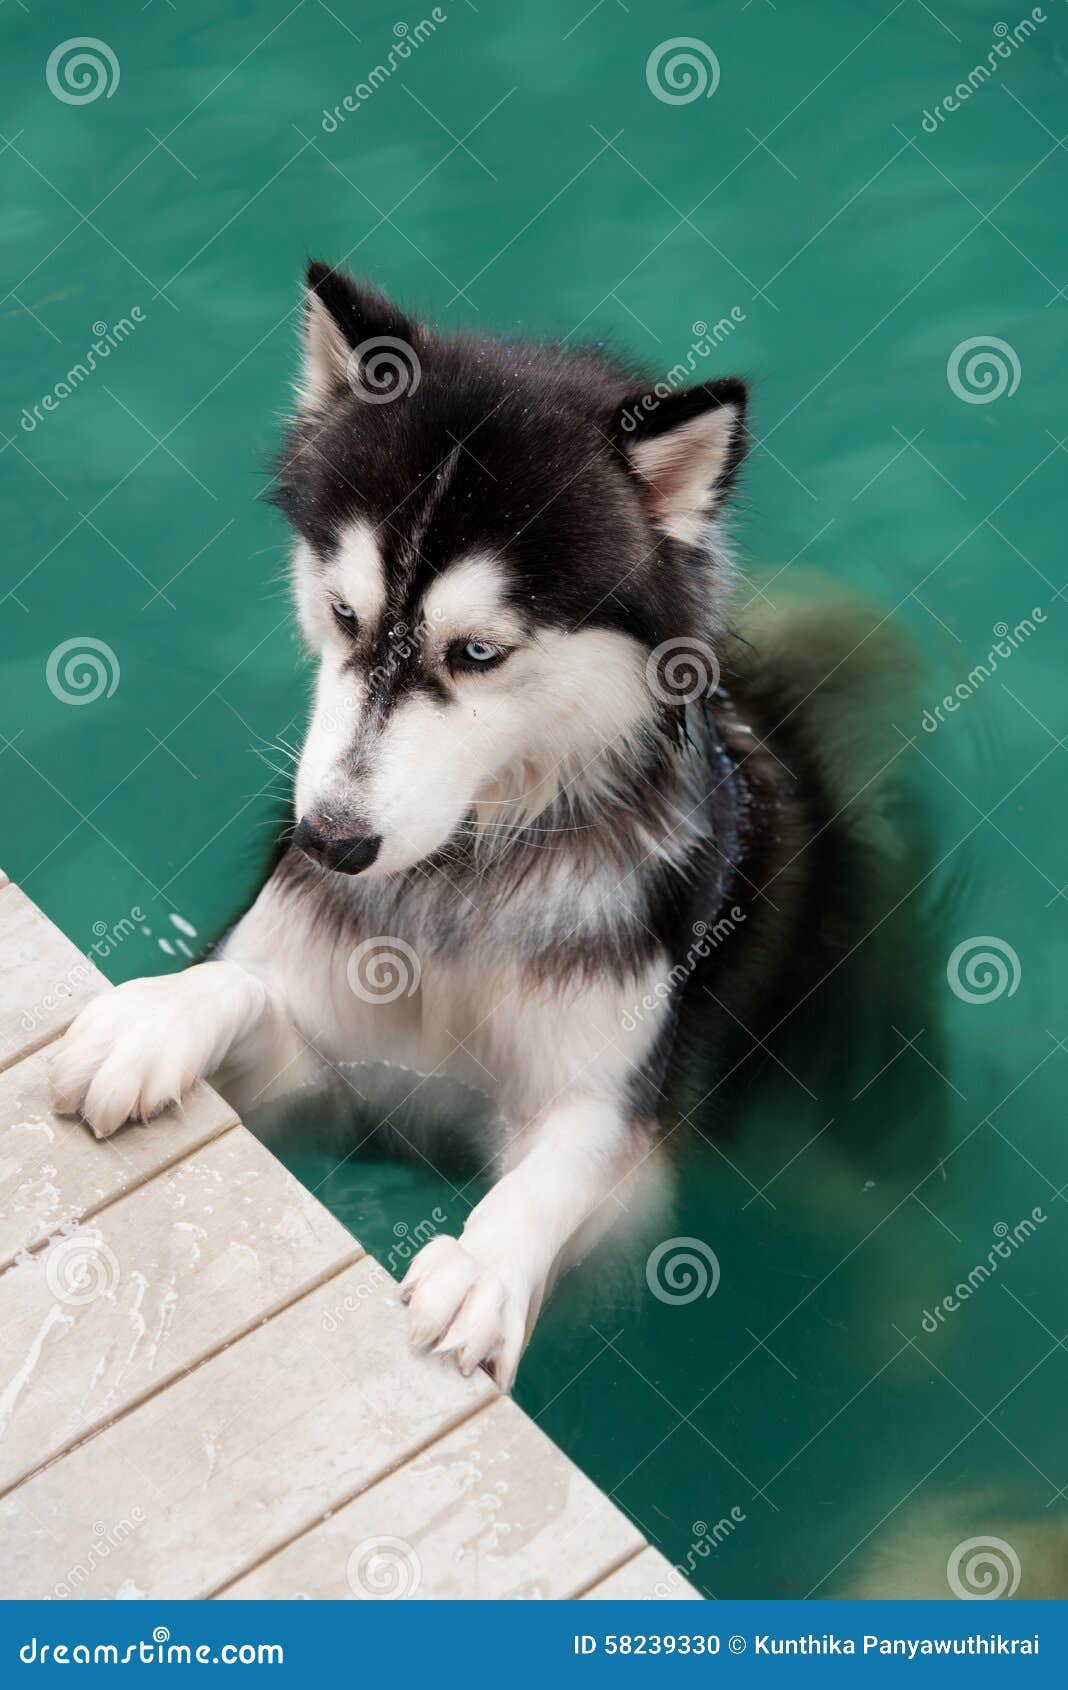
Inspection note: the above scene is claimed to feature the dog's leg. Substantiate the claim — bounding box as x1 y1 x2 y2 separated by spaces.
401 1097 665 1390
51 877 323 1138
49 958 306 1139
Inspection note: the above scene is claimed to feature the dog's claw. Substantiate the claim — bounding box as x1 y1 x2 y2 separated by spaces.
49 986 199 1138
402 1233 533 1392
49 964 253 1138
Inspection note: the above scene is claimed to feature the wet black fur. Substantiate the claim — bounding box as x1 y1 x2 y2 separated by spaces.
270 263 745 665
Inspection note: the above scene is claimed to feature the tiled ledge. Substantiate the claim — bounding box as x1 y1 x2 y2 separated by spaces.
0 880 700 1601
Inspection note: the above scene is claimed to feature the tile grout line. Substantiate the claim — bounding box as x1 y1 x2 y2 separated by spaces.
0 992 87 1083
569 1540 650 1600
0 1245 366 1504
0 1106 243 1276
0 1010 95 1081
205 1392 502 1599
0 880 107 1079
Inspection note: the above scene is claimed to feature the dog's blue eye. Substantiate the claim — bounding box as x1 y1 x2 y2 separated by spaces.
450 639 509 675
448 637 510 674
332 601 358 631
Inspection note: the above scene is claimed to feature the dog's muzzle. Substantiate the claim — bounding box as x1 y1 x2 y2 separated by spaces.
293 816 382 875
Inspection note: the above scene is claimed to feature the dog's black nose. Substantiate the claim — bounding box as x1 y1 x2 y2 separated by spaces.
293 818 382 875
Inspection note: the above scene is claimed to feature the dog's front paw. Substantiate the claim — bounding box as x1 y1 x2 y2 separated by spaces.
51 970 223 1139
400 1234 533 1392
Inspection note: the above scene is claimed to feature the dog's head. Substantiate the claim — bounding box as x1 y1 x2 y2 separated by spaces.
272 262 748 877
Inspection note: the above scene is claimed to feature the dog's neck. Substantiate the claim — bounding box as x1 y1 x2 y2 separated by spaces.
280 697 751 989
433 698 745 888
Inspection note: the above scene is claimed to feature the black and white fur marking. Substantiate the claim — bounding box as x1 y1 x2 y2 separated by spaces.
52 264 900 1390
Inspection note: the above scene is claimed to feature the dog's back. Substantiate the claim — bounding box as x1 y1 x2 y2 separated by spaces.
668 579 936 1129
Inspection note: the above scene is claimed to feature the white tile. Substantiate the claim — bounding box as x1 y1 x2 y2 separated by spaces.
582 1545 704 1600
0 886 107 1074
2 1256 493 1598
0 1045 237 1270
222 1393 644 1600
0 1126 358 1492
0 882 675 1606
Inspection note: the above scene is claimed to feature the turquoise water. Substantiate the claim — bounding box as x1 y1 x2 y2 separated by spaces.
2 0 1066 1598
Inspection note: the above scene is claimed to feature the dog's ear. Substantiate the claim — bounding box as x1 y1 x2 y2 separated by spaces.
299 261 416 408
612 378 747 542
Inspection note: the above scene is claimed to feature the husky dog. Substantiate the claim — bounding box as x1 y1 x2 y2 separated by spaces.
52 264 901 1389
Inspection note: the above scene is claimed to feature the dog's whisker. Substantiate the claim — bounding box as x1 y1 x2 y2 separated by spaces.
48 257 916 1412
